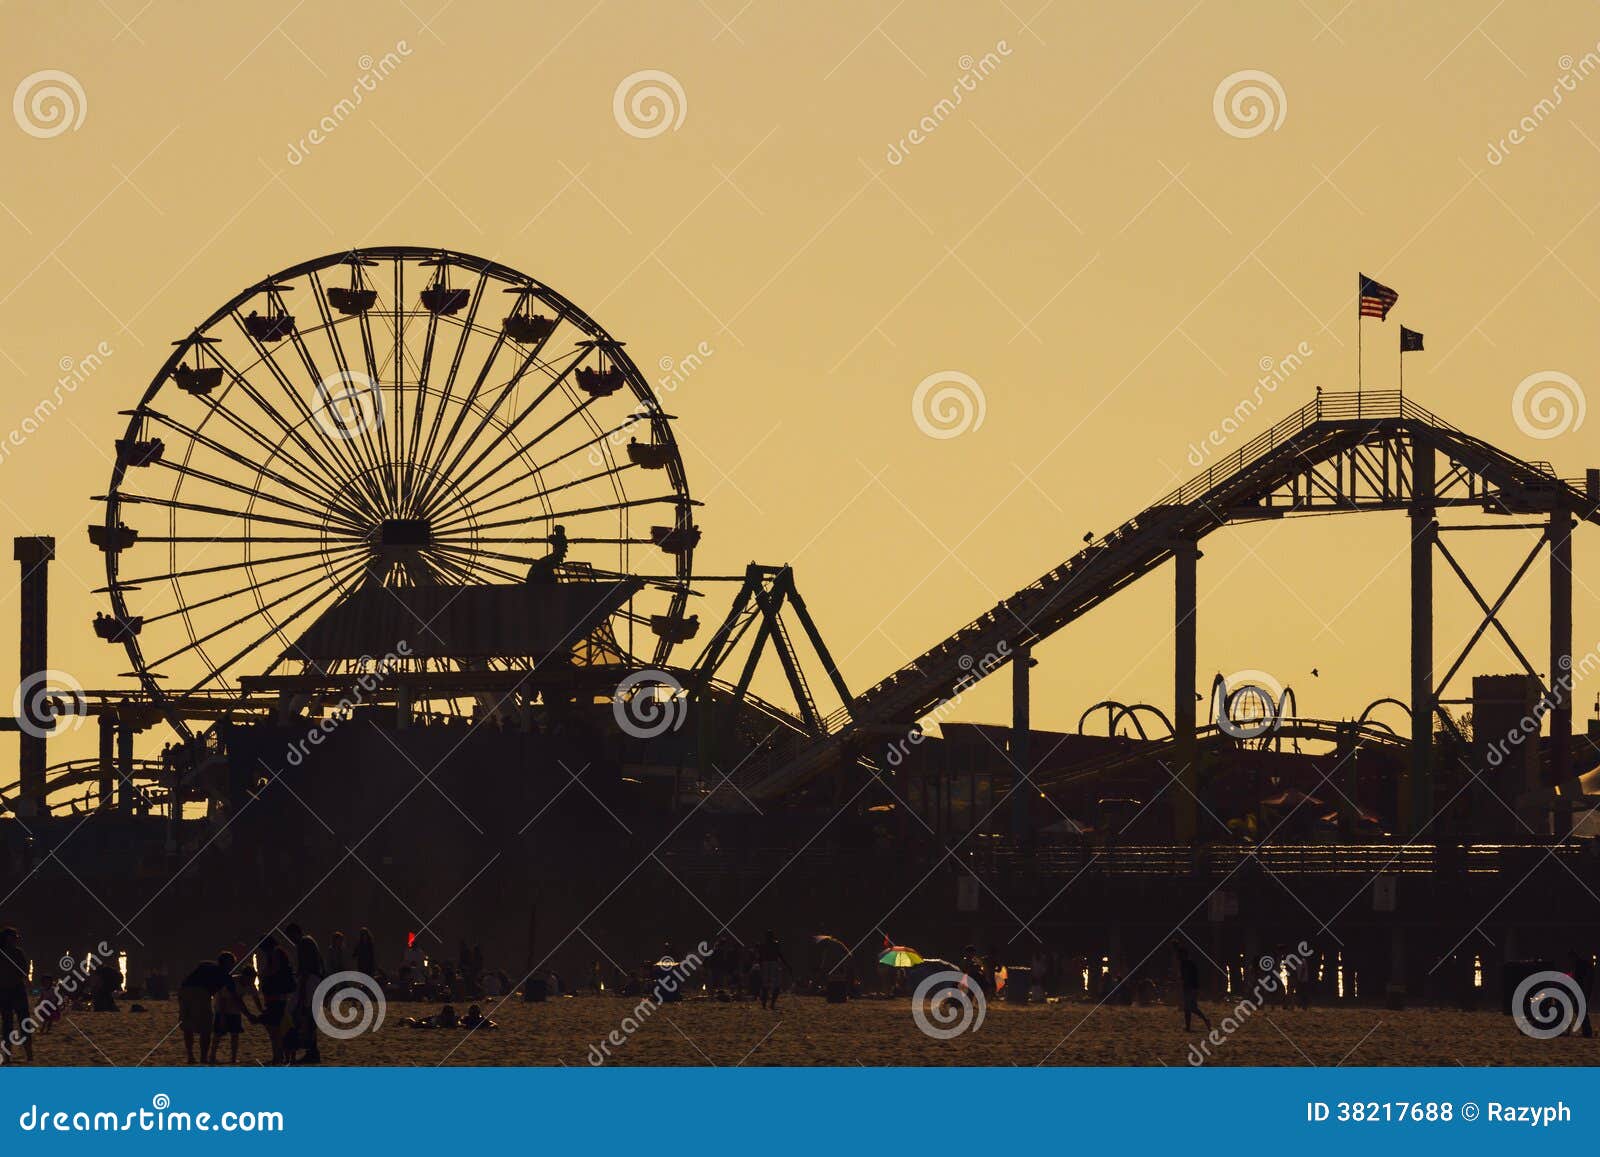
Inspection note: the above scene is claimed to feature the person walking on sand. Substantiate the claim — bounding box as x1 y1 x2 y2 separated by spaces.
354 927 377 978
178 951 238 1065
0 927 34 1064
1173 942 1210 1032
757 930 790 1010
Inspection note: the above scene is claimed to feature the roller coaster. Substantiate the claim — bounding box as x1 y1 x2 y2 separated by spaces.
7 249 1599 850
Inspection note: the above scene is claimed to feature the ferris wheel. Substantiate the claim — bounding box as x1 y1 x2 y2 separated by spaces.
92 247 699 736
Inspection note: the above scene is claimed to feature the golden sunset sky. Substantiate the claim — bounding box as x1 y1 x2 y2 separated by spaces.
2 0 1599 777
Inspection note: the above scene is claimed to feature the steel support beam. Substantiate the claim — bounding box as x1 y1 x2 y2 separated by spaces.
13 536 54 816
1011 646 1033 840
1408 444 1435 835
116 719 134 812
1173 534 1199 841
98 713 115 811
1550 503 1574 833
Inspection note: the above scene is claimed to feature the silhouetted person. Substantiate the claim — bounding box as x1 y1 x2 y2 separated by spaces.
178 951 237 1065
1173 942 1210 1032
291 935 324 1065
757 930 790 1010
0 927 32 1063
1572 951 1594 1039
355 927 377 978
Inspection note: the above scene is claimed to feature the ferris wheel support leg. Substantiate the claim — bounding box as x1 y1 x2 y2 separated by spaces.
97 713 115 812
117 719 135 813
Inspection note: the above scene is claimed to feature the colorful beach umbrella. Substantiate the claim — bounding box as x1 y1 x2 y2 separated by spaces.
878 946 924 968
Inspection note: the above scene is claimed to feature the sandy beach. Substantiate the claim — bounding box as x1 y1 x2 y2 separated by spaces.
7 997 1593 1067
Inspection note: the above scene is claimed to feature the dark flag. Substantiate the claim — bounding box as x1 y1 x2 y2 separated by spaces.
1359 274 1399 320
1400 326 1424 352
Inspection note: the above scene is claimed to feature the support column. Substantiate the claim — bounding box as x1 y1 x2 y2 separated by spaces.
1550 503 1574 834
1173 534 1199 842
13 536 54 816
1010 646 1034 840
116 719 134 813
1408 445 1435 836
97 713 115 811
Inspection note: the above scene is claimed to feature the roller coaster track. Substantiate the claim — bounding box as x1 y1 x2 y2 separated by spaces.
719 390 1600 806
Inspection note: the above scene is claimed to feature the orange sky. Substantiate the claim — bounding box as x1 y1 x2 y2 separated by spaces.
3 0 1600 778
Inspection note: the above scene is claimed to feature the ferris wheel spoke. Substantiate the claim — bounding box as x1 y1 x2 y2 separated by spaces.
143 405 371 527
417 346 590 519
410 268 491 514
221 311 389 515
104 492 353 537
147 548 367 676
104 544 364 590
201 344 386 522
178 551 374 698
430 386 599 524
426 543 525 585
430 460 639 539
305 268 400 512
139 543 367 626
150 458 368 536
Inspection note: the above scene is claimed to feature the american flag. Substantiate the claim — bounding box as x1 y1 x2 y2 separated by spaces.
1359 274 1398 320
